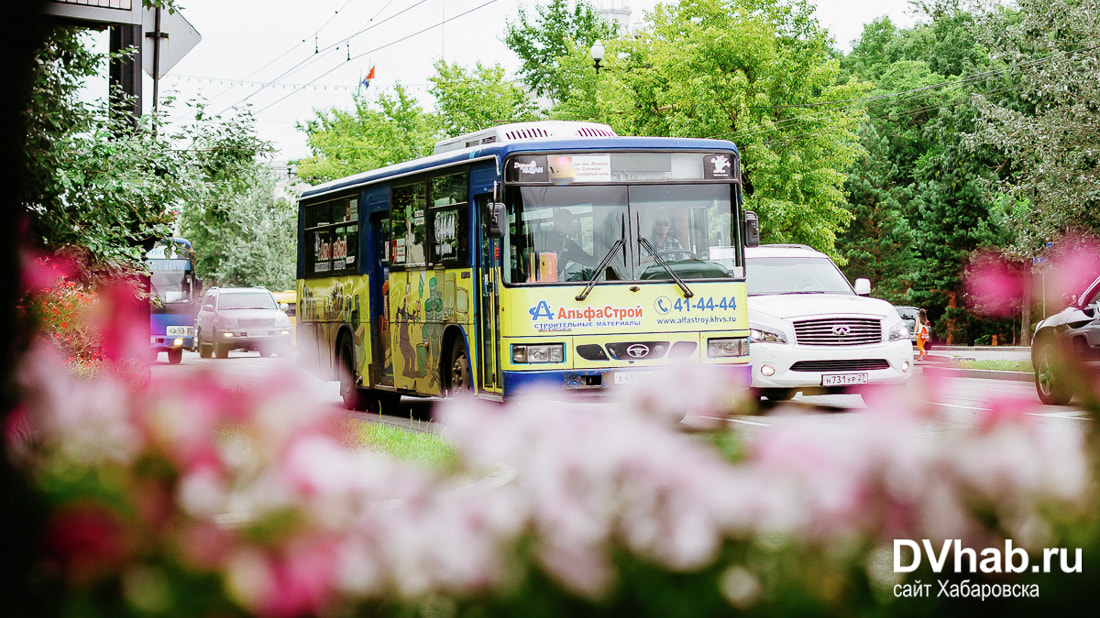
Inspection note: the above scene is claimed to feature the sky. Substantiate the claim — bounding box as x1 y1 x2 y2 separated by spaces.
88 0 921 164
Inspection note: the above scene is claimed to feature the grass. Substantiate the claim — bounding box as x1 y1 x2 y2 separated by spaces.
347 420 459 471
952 359 1033 372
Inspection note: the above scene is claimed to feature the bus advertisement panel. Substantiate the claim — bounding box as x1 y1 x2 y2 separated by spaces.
296 123 752 411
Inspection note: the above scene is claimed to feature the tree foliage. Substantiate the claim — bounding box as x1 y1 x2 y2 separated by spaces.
836 3 1020 343
429 60 539 136
503 0 616 105
564 0 869 257
22 27 276 279
179 167 298 290
295 86 439 185
970 0 1100 253
296 61 539 184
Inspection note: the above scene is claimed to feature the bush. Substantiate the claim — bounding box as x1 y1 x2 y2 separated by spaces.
10 330 1098 616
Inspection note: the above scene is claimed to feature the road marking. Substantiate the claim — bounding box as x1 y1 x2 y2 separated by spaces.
727 417 771 427
1025 411 1092 420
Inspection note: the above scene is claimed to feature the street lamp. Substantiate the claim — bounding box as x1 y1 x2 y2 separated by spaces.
590 39 605 74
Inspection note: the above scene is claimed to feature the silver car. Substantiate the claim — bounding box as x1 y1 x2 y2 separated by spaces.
195 287 293 359
1031 274 1100 405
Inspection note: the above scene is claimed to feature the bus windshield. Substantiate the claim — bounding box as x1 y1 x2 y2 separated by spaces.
504 183 740 285
148 259 194 304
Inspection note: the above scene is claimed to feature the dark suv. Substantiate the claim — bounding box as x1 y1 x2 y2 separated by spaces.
195 287 292 359
1031 274 1100 404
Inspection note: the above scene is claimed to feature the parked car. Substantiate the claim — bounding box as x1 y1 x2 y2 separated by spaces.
745 244 914 401
195 287 293 359
1031 274 1100 405
894 305 922 345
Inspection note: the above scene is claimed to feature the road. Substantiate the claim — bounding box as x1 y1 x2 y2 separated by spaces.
151 348 1089 440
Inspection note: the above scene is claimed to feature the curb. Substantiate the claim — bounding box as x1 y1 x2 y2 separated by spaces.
920 365 1034 383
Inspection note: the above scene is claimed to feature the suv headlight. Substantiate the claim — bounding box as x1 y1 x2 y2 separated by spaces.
888 322 909 342
749 327 788 345
512 343 564 364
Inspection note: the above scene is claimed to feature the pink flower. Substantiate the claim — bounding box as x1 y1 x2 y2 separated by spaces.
964 250 1028 318
47 502 131 584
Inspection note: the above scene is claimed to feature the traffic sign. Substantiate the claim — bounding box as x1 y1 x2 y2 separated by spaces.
142 8 201 79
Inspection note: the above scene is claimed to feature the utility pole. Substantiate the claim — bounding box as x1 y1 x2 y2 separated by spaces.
146 6 167 133
108 21 142 131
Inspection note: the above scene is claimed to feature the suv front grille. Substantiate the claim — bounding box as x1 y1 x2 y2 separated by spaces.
789 359 891 372
793 318 881 346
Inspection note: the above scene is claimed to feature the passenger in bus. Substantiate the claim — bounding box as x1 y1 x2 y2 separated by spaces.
546 209 597 273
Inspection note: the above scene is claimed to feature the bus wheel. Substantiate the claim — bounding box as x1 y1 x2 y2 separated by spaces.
339 340 369 411
167 348 183 364
447 339 472 397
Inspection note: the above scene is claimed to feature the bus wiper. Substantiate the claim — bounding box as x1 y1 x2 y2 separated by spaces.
575 238 625 301
638 236 694 299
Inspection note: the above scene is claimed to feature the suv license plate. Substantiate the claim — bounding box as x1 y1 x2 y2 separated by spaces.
821 373 868 386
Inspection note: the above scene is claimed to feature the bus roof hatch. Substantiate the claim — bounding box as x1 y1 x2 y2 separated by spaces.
432 121 618 155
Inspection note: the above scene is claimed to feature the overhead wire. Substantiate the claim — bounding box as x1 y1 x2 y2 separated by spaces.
204 0 361 105
217 0 430 115
252 0 502 115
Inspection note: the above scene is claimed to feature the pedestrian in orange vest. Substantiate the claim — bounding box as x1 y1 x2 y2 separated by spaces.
917 308 930 360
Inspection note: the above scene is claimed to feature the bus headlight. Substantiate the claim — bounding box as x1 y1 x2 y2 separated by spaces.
166 326 194 337
172 338 184 347
707 337 749 358
512 343 565 364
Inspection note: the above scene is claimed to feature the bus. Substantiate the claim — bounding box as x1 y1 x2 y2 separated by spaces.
146 237 200 364
296 121 757 411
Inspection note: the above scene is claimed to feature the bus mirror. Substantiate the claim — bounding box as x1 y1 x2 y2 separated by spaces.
487 202 506 238
744 211 760 247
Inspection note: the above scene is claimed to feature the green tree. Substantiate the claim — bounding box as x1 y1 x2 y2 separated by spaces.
180 167 298 290
970 0 1100 253
564 0 869 257
295 85 439 185
503 0 616 106
429 60 539 136
837 4 1021 343
22 27 275 278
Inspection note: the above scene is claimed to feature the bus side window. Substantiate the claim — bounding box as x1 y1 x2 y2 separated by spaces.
392 182 428 267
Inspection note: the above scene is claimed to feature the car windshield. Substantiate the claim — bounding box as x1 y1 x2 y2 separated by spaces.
219 292 277 310
746 256 854 296
503 184 741 284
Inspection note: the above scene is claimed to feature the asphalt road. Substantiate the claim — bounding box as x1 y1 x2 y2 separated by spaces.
151 347 1089 441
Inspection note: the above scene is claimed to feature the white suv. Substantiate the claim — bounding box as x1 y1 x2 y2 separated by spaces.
745 244 913 401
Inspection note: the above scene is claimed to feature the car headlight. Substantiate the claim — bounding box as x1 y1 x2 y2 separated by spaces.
707 337 749 358
888 322 909 342
512 343 564 364
749 327 788 344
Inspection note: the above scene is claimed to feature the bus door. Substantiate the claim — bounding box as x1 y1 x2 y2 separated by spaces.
476 194 502 395
369 212 394 386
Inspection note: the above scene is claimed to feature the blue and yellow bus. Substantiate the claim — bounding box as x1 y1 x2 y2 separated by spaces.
296 122 756 411
146 237 200 364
